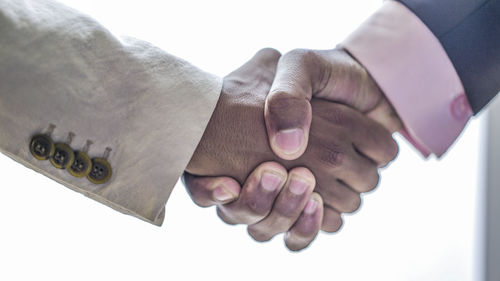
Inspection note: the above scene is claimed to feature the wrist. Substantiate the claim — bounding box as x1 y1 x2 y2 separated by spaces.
339 48 403 133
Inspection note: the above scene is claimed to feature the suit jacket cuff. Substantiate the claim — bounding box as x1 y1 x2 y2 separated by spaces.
341 0 473 158
0 0 222 225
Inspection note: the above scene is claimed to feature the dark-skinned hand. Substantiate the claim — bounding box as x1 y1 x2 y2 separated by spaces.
184 48 398 251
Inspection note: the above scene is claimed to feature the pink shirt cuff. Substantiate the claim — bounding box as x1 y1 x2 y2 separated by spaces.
341 0 473 158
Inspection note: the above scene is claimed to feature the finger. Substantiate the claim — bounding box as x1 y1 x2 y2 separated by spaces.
311 99 398 166
247 167 315 242
336 152 380 193
315 181 361 213
217 162 287 225
321 206 343 233
350 119 399 167
313 49 384 111
365 97 403 134
284 192 324 251
227 48 281 82
265 49 325 160
306 103 381 193
183 172 241 207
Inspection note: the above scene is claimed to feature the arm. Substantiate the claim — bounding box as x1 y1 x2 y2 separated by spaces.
0 0 221 225
181 0 500 249
342 0 500 157
400 0 500 114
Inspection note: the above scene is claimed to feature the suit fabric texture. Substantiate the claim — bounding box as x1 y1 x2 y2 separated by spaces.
399 0 500 113
0 0 222 225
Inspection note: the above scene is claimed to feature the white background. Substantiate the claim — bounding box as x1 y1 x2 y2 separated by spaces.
0 1 486 280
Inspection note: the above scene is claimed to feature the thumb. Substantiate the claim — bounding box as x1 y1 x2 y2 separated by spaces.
265 48 400 161
182 172 241 207
265 49 325 160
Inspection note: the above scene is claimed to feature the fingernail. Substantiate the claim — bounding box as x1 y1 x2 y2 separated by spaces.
304 198 318 215
289 178 309 195
275 128 304 155
213 186 235 203
260 172 282 192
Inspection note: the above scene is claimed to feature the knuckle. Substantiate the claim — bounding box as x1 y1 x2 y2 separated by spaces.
292 218 320 239
343 194 362 213
362 171 380 193
322 210 343 233
286 48 320 64
267 88 292 102
191 180 210 194
378 136 399 164
319 149 345 168
267 90 307 110
386 139 399 162
331 219 343 233
266 93 311 130
257 47 281 59
286 245 305 252
292 228 314 240
288 167 315 183
274 203 301 220
185 183 213 207
247 226 273 242
216 207 238 225
285 238 312 252
243 197 272 219
183 174 198 193
326 218 343 233
257 162 288 177
192 198 212 208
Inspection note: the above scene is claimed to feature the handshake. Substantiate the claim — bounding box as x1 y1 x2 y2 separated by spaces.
0 0 488 256
183 48 402 251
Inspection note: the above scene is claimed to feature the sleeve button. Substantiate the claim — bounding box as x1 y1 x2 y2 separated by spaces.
50 143 75 169
68 151 92 178
88 158 112 184
30 134 55 160
451 94 472 120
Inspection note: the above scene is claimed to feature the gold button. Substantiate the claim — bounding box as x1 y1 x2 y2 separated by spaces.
30 134 55 160
68 151 92 178
87 158 112 184
50 143 75 169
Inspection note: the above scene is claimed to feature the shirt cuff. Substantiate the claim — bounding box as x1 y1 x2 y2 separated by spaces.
341 0 473 158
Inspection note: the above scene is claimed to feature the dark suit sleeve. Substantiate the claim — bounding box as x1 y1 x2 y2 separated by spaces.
398 0 500 113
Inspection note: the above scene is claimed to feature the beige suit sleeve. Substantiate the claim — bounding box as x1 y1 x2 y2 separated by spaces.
0 0 222 226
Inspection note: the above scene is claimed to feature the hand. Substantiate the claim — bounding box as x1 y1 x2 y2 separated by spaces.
264 48 403 160
184 162 324 251
186 48 398 231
